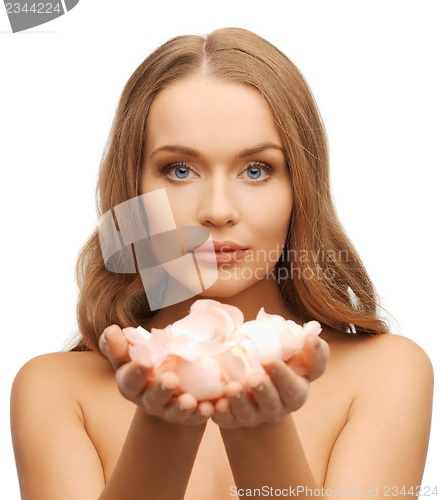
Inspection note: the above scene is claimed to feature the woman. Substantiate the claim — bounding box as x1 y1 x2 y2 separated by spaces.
11 28 433 499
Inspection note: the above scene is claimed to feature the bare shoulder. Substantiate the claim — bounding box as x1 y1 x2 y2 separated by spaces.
320 329 434 413
325 329 433 379
14 349 111 375
12 350 113 398
360 333 434 397
11 351 117 499
320 331 434 486
11 350 119 431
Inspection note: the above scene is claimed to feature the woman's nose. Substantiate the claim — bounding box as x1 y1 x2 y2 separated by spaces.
196 177 239 226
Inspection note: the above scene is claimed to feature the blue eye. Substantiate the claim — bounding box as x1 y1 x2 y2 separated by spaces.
160 162 196 182
174 166 190 179
240 162 274 183
247 167 262 179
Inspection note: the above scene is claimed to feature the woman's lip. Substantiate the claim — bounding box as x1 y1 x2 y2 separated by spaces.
194 249 247 264
195 240 248 252
193 241 248 264
212 240 247 252
215 249 247 264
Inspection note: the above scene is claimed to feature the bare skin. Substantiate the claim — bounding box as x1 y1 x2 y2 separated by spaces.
11 78 434 498
11 326 433 499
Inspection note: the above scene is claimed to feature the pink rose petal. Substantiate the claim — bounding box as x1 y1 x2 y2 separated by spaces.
302 320 322 336
123 326 151 345
128 343 151 363
235 320 283 360
279 329 306 359
190 299 244 338
220 346 265 385
171 311 219 343
175 356 225 400
124 300 321 401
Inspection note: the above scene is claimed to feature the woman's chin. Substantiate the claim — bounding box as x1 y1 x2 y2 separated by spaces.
199 276 260 299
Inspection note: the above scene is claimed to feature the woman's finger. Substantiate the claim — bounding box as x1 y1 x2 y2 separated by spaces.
225 382 258 426
115 360 153 399
301 334 329 381
177 400 215 426
263 359 309 411
246 372 283 418
163 394 198 423
212 398 235 427
285 335 329 381
100 324 131 369
154 396 212 425
140 371 180 413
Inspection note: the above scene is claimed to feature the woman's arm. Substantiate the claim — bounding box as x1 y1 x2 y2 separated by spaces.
215 334 433 498
11 326 211 500
323 334 433 494
99 409 206 500
98 325 212 499
214 335 326 493
11 354 107 500
221 415 318 492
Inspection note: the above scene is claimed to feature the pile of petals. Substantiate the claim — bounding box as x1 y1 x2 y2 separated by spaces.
123 299 322 400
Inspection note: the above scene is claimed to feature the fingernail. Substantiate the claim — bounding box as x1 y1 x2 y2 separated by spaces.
160 382 175 392
249 378 265 392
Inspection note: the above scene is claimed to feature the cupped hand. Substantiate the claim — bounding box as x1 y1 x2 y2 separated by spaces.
211 334 329 429
99 325 214 426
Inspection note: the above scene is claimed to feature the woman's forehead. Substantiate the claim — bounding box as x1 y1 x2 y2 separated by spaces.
145 78 282 158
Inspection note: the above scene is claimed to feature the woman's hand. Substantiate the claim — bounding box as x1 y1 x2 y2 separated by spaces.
99 325 214 426
211 334 329 429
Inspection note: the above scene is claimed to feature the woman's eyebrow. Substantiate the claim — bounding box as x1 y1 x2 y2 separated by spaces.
150 145 201 159
238 143 284 158
150 143 284 160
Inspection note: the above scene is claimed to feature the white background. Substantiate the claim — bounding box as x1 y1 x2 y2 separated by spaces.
1 1 438 496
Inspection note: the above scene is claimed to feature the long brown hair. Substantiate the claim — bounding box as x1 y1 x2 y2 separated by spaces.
73 27 388 352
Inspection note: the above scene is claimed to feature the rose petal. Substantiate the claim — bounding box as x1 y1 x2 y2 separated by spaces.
190 299 244 338
146 328 173 365
235 320 283 359
123 327 150 345
175 356 225 400
124 300 321 401
167 336 202 362
256 309 305 337
220 347 248 384
286 320 304 336
201 342 229 356
155 356 177 374
279 329 306 359
171 311 219 343
128 343 151 363
256 307 286 326
220 346 264 384
302 320 322 336
148 326 206 364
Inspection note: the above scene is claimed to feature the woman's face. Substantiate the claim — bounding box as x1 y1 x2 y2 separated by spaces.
141 77 293 298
